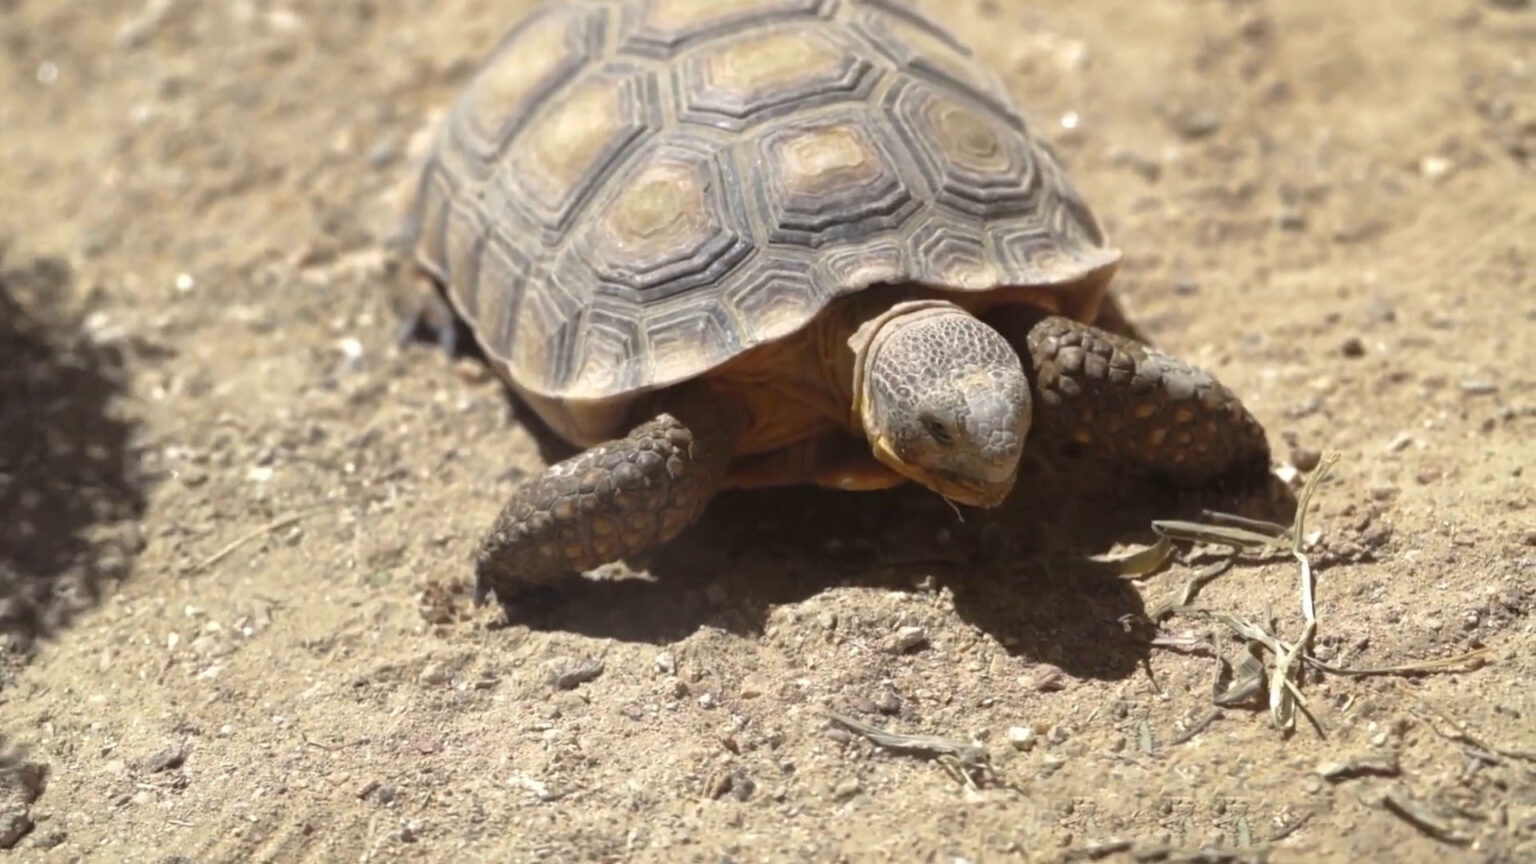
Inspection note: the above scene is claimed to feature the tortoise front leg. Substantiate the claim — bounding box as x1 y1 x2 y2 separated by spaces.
993 311 1271 486
474 403 737 605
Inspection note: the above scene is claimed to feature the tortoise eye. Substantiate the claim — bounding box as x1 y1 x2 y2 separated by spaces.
920 415 954 446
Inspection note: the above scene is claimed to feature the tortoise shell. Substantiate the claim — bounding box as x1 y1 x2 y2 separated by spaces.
409 0 1120 413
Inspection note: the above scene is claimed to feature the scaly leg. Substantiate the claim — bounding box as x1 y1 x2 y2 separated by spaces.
473 401 737 605
996 312 1270 485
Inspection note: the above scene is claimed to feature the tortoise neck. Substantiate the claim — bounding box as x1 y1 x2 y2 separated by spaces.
833 291 972 438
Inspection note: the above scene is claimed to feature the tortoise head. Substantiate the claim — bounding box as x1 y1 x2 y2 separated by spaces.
850 300 1030 508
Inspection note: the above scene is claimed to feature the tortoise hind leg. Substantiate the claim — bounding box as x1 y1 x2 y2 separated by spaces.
397 276 476 358
474 401 738 606
994 311 1270 486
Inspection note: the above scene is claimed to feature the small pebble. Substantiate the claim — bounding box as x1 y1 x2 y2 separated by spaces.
1458 379 1498 396
705 770 733 799
833 778 862 800
1418 155 1454 181
1362 295 1398 325
1362 524 1393 549
418 662 451 686
1290 447 1323 472
1340 336 1366 358
1385 433 1414 453
31 830 66 850
1369 485 1400 502
1007 726 1036 751
654 652 676 676
1031 669 1067 692
1165 105 1222 139
873 691 901 715
731 769 756 802
738 675 766 699
890 625 928 653
546 656 604 690
142 742 187 773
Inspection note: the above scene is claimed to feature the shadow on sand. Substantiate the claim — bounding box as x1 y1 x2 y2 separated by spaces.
484 384 1293 683
0 253 150 657
406 295 1292 683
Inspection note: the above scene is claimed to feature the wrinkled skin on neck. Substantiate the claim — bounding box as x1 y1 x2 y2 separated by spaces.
850 300 1031 507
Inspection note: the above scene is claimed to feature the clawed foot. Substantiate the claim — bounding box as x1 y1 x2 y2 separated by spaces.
472 404 737 604
1022 315 1272 489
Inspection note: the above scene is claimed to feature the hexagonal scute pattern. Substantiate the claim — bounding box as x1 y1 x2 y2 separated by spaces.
814 240 909 293
642 301 744 386
578 138 755 300
519 266 590 392
567 303 648 395
411 0 1119 404
721 256 824 344
474 232 535 370
756 115 921 248
453 4 607 161
619 0 834 58
500 66 661 234
848 0 1019 124
885 78 1039 219
675 23 879 131
907 218 999 291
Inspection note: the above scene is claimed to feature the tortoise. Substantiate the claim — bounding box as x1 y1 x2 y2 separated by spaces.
401 0 1272 604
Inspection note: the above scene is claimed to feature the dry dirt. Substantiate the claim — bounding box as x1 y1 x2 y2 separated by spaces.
2 0 1533 861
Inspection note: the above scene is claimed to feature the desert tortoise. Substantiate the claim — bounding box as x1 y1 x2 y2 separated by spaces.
403 0 1272 604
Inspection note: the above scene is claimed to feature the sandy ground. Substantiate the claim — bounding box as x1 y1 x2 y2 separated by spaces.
1 0 1532 861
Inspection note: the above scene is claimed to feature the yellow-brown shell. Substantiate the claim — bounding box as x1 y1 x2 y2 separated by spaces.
408 0 1119 412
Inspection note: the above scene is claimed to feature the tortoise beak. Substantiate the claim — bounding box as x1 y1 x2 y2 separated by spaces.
932 469 1016 508
870 436 1017 508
